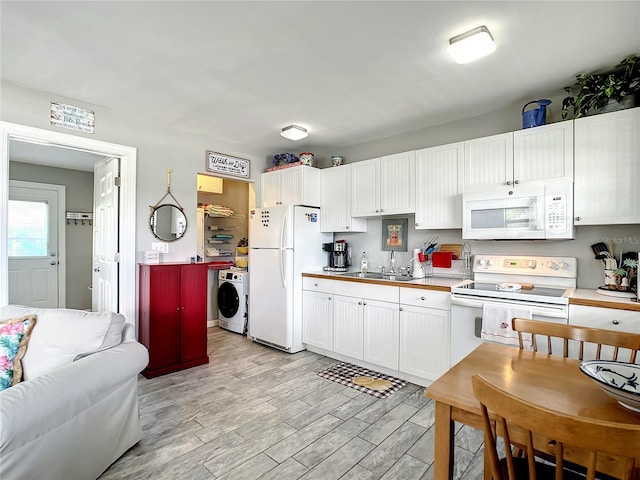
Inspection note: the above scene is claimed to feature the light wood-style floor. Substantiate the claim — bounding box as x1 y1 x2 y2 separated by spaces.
100 327 485 480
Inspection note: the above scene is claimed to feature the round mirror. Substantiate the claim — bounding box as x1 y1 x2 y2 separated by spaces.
149 204 187 242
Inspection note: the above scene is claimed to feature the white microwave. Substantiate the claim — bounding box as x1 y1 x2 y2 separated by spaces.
462 183 573 240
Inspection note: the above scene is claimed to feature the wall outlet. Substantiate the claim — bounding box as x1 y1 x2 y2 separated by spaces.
151 242 169 254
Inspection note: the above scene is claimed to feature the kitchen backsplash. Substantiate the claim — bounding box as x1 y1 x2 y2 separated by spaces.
336 218 639 290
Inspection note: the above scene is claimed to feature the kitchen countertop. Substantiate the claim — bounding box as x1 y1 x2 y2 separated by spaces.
568 288 640 312
303 271 471 292
304 272 640 311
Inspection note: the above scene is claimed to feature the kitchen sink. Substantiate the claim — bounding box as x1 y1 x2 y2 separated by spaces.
340 272 415 282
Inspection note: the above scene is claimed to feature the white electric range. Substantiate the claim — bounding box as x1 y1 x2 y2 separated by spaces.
450 255 577 365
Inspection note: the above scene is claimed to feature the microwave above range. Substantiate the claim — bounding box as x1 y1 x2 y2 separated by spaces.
462 183 573 240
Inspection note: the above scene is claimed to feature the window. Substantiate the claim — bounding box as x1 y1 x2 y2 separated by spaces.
8 200 49 257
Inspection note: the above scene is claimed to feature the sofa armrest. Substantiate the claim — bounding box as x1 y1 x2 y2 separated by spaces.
0 340 149 453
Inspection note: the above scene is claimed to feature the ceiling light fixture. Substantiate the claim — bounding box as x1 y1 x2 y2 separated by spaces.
447 25 496 64
281 125 308 141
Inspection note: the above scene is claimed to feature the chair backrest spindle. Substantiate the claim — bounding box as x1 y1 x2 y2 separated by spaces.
512 318 640 363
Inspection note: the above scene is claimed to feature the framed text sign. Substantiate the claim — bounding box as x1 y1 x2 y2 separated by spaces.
206 151 250 179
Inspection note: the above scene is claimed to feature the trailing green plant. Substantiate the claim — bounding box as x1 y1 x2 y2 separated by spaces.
561 54 639 119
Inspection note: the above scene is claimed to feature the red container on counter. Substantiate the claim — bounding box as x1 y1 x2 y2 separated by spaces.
432 252 453 268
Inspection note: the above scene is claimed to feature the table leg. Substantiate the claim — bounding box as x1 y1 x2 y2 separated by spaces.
434 401 454 480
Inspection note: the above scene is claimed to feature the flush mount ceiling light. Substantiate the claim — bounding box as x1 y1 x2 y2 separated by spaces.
447 25 496 64
281 125 308 141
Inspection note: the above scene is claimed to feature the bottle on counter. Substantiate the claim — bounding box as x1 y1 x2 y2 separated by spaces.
360 251 368 274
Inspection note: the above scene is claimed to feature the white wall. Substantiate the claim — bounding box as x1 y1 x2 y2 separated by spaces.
1 81 266 264
3 81 637 291
335 219 639 290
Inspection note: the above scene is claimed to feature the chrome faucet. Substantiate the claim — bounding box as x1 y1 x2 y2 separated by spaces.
389 250 396 274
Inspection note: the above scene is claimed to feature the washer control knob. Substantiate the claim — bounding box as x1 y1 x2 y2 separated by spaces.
486 259 494 267
528 260 537 269
478 258 487 266
546 261 558 270
558 261 568 270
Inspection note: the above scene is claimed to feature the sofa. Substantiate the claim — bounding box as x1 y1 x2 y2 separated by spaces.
0 305 149 480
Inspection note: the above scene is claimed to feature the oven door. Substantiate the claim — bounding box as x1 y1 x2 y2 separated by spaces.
462 190 545 240
450 295 568 367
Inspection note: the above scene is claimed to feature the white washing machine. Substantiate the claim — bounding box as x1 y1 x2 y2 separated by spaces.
217 269 248 334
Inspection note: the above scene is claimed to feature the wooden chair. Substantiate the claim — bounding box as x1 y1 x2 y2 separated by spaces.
472 374 640 480
511 318 640 362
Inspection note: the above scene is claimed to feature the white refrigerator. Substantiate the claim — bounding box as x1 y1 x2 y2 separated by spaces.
248 205 331 352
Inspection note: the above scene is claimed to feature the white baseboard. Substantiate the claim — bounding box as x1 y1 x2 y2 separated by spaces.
207 319 219 328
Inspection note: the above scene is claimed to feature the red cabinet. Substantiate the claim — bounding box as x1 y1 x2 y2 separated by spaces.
138 263 209 377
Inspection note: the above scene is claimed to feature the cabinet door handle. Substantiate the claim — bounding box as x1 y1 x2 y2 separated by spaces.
328 297 332 301
314 283 318 287
514 180 519 185
612 319 620 325
575 216 581 221
363 301 367 306
506 181 512 186
399 307 404 311
358 301 363 305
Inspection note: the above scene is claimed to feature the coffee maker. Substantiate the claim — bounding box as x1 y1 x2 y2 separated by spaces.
323 241 351 272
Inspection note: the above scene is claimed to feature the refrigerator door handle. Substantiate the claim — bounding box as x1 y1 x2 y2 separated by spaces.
280 211 287 289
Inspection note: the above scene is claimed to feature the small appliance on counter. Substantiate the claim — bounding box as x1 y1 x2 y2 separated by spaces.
323 240 351 272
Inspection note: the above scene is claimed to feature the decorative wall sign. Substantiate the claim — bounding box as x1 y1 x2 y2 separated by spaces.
50 102 95 133
206 151 250 179
381 217 408 252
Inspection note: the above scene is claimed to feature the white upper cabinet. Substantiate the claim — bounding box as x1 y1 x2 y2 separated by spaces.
464 132 513 193
513 120 573 185
351 157 380 217
197 174 223 194
464 122 573 193
351 151 415 217
379 151 416 215
320 165 367 233
415 142 464 229
261 165 321 207
574 107 640 225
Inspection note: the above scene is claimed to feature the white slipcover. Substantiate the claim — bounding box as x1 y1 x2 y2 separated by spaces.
0 308 149 480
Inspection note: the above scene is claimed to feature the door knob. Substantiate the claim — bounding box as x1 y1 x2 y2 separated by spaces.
94 267 100 272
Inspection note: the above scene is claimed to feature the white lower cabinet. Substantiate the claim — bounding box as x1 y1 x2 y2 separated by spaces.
303 277 453 385
302 278 334 351
333 295 364 359
568 304 640 362
399 288 451 381
363 299 400 370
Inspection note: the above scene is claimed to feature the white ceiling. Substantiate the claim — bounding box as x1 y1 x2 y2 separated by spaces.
2 1 639 163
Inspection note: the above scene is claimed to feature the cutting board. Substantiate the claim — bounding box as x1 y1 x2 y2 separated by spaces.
439 244 462 259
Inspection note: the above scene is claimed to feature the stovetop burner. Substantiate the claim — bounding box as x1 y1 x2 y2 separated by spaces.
459 282 567 298
450 255 577 306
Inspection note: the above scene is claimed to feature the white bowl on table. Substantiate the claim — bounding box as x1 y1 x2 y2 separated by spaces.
579 360 640 413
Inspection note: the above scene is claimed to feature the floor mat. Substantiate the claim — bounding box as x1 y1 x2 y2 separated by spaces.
317 362 407 398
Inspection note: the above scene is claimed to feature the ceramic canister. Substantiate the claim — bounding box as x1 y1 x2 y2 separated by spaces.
299 152 314 166
331 155 344 166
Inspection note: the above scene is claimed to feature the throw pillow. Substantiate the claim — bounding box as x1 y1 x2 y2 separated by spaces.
0 315 37 391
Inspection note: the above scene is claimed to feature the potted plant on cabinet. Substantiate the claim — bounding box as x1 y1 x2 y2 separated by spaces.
561 54 639 119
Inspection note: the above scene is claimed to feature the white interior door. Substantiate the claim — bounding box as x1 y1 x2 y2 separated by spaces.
92 157 119 312
8 180 65 308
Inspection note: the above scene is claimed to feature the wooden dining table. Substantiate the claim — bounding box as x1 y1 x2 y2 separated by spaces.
424 342 640 480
